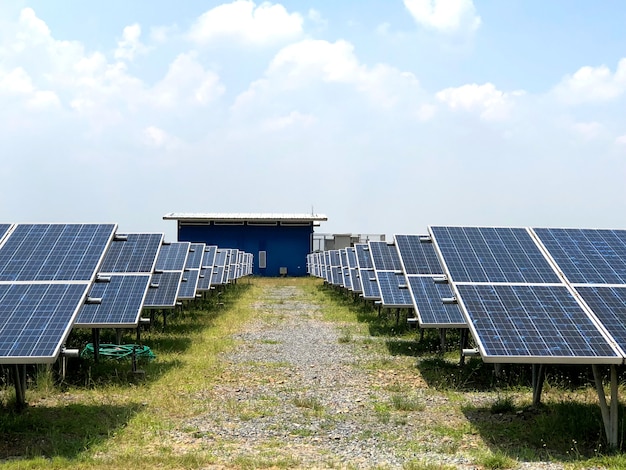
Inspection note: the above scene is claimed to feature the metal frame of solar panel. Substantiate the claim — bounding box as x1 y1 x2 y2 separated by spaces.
339 248 352 290
394 234 465 328
0 223 117 364
354 244 380 300
143 241 190 308
74 232 163 328
369 241 412 308
429 226 622 365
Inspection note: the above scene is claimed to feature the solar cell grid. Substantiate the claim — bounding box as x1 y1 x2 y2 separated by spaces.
178 269 201 299
360 269 380 299
376 271 412 307
155 242 190 271
185 243 206 269
457 284 620 362
143 271 183 308
576 286 626 354
75 275 150 327
0 283 88 363
406 276 466 327
369 241 402 271
0 224 115 281
430 226 560 284
99 233 162 273
355 244 373 269
534 228 626 285
395 234 444 275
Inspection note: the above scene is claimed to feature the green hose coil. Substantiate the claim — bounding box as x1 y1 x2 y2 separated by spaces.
80 343 156 360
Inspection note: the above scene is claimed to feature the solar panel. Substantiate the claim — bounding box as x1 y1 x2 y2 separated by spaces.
430 226 560 284
75 275 151 327
369 241 402 271
406 277 465 327
99 233 163 273
0 224 116 281
155 242 190 271
360 269 380 300
143 271 183 308
0 283 89 363
355 244 373 269
350 268 362 293
0 224 12 242
185 243 206 270
395 234 443 275
211 266 225 286
376 271 413 307
178 269 201 300
534 228 626 285
456 284 621 363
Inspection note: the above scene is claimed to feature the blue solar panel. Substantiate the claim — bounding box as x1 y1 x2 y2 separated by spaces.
185 243 206 270
377 271 413 307
457 284 620 362
346 247 358 269
99 233 163 273
0 224 116 281
369 241 402 271
155 242 190 271
355 244 373 269
0 283 88 363
406 276 465 327
211 266 225 286
143 271 183 308
197 267 213 290
395 235 444 275
75 275 151 327
430 226 560 284
202 246 218 269
360 269 380 299
576 286 626 354
535 228 626 285
350 268 361 293
178 269 201 300
0 224 12 241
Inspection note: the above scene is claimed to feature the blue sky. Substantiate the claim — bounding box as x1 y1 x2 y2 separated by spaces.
1 0 625 240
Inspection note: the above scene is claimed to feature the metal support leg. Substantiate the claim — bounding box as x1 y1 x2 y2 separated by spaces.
532 364 545 406
459 328 469 366
13 364 26 410
115 328 123 345
92 328 100 363
439 328 447 351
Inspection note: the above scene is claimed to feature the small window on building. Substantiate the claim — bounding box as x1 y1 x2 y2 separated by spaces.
259 251 267 269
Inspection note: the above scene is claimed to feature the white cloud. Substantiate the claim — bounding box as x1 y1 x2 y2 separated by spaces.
143 126 175 147
553 58 626 104
188 0 303 46
616 135 626 146
151 53 224 107
114 23 147 61
436 82 522 120
572 121 603 140
403 0 481 34
261 111 316 132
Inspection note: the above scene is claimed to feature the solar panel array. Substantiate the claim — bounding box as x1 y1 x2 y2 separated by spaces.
0 223 253 366
308 226 626 366
0 224 116 364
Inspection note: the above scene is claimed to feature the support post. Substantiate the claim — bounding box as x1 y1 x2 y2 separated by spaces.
92 328 100 363
439 328 447 351
459 328 469 366
531 364 545 406
115 328 123 345
592 364 619 448
13 364 26 410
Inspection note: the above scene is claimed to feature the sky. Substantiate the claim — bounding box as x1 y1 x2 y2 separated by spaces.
1 0 626 240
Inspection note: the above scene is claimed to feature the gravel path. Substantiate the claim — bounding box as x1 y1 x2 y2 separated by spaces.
172 284 567 469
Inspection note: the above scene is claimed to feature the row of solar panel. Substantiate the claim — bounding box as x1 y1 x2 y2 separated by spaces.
308 227 626 366
0 224 253 365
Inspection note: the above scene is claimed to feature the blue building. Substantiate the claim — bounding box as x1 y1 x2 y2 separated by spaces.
163 213 327 277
